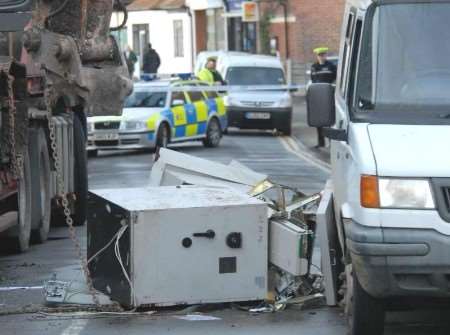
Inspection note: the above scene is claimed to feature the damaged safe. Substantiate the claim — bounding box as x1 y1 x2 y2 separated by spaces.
87 185 268 307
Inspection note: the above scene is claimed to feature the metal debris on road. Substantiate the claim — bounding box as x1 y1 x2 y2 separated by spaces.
149 149 324 313
43 274 115 307
0 286 43 291
174 314 222 321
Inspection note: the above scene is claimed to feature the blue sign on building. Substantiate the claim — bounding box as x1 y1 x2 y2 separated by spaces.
225 0 243 12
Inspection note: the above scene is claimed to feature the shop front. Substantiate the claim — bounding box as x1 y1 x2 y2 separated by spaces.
224 0 257 53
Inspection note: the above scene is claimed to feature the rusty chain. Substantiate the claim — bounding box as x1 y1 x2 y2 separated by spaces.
5 74 23 179
44 85 103 308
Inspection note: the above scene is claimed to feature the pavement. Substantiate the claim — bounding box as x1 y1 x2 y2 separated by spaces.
1 99 450 334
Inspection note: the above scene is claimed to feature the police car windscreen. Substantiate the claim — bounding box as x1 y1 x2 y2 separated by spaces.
124 91 167 108
357 3 450 111
226 67 285 86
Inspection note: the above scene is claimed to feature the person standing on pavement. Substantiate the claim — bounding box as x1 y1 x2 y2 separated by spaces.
124 45 138 78
197 57 226 85
310 47 337 148
142 43 161 75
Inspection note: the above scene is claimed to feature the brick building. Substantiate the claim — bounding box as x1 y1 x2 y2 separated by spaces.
261 0 345 83
187 0 345 84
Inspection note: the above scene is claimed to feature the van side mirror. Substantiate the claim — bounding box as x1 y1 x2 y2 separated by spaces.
306 83 335 127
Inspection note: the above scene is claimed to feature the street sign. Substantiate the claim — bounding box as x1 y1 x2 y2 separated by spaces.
242 1 259 22
225 0 243 12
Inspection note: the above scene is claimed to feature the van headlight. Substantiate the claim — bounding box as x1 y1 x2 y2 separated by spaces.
361 175 435 209
223 96 235 107
278 96 292 108
121 120 147 131
379 178 435 209
87 121 94 134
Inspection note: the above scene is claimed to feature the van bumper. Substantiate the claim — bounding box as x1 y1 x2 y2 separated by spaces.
226 107 292 131
345 219 450 298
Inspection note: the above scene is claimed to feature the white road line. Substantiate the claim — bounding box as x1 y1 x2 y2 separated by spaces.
278 136 331 173
61 319 88 335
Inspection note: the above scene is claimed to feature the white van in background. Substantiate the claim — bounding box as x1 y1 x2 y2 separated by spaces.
195 51 293 135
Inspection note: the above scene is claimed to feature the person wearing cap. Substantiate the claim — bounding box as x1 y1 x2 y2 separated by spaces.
310 47 337 148
197 57 225 85
311 47 337 84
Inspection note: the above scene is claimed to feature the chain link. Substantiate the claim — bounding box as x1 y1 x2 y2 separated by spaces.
5 74 23 179
44 86 102 308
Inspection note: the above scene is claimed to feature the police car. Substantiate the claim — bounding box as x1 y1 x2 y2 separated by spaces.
87 79 227 156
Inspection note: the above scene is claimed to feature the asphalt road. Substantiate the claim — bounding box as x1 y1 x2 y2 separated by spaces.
1 100 450 334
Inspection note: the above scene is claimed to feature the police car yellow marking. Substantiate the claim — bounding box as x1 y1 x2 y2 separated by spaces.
146 113 159 131
172 106 187 126
195 101 208 122
186 124 198 137
216 98 226 116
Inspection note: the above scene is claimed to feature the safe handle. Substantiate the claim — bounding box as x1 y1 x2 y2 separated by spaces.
193 229 215 239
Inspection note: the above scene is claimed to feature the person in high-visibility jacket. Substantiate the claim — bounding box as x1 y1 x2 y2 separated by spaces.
197 57 226 85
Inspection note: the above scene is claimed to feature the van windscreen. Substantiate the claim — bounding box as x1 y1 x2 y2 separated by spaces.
357 3 450 113
226 67 285 86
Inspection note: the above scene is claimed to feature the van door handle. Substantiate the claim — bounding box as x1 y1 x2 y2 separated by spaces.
193 230 216 239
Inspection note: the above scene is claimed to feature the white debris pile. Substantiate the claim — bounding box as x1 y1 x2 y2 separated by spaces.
150 149 324 311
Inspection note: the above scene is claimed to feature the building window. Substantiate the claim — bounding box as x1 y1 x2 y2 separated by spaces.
173 20 184 57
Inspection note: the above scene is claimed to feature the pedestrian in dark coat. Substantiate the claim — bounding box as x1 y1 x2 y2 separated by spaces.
142 43 161 75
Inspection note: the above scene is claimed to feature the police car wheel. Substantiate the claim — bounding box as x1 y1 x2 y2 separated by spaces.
157 123 170 148
203 118 221 148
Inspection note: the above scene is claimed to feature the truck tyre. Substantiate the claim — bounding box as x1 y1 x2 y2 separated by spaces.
348 268 385 335
72 114 88 227
31 128 51 244
7 149 32 253
203 117 222 147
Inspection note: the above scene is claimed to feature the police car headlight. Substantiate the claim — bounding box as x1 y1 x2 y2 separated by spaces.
87 121 94 134
122 120 147 131
378 178 435 209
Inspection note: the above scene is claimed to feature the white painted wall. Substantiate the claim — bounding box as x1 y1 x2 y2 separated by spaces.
111 10 193 75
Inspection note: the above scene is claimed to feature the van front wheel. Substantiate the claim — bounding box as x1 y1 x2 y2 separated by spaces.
348 268 385 335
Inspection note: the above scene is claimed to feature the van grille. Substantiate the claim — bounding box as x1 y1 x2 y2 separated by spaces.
431 179 450 223
240 101 275 108
441 187 450 212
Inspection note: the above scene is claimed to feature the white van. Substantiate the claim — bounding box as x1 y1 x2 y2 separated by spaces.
308 1 450 334
196 51 293 135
